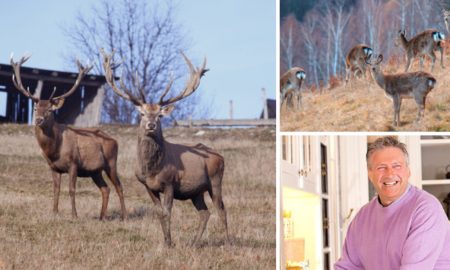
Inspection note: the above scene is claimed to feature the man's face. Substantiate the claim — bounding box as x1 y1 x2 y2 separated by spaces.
367 147 410 206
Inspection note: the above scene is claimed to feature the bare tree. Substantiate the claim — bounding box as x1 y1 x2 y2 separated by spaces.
360 0 384 53
395 0 410 31
64 0 206 124
300 10 321 88
321 0 352 77
280 14 303 74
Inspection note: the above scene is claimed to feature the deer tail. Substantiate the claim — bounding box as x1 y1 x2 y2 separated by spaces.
427 77 436 88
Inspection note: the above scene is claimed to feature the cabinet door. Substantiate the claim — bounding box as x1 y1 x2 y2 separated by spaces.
281 135 317 194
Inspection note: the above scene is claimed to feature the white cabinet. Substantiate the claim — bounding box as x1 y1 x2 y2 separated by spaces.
281 136 320 194
404 136 450 216
280 135 338 270
419 138 450 212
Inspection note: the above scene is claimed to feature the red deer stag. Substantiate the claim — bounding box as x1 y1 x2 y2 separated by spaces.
10 55 126 220
395 29 445 72
366 54 436 127
280 67 305 111
345 44 373 84
101 49 229 247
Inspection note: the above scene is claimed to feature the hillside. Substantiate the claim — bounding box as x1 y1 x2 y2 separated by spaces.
281 41 450 131
0 124 275 269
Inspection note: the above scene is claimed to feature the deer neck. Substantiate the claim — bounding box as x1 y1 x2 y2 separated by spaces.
372 69 386 90
399 34 409 50
137 130 166 176
34 119 62 160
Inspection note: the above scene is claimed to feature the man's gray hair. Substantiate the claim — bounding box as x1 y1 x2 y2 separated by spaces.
366 136 409 168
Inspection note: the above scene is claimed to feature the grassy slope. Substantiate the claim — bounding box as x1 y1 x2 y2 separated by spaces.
0 124 275 270
281 41 450 131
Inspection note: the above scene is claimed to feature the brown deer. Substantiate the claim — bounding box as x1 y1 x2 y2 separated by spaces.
280 67 305 110
101 49 229 247
366 54 436 127
10 55 126 220
395 29 445 72
345 44 373 84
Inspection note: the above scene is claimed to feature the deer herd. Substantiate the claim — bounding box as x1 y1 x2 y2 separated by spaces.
281 11 450 127
9 51 229 247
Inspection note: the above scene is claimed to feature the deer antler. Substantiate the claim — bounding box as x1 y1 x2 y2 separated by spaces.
100 49 144 106
158 52 208 106
366 54 383 65
10 54 39 102
375 54 383 64
51 60 93 101
11 54 92 102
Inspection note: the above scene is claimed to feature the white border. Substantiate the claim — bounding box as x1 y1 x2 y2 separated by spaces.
275 0 281 268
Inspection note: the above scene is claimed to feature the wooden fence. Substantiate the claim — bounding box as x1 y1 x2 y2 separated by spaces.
175 118 275 127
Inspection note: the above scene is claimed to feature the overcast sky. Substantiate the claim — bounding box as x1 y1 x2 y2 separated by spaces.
0 0 275 119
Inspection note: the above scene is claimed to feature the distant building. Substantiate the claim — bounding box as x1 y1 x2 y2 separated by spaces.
0 63 106 126
260 98 276 119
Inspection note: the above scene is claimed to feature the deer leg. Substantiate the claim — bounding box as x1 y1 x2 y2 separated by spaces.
392 96 401 127
143 184 172 246
51 171 61 215
415 96 426 122
280 92 285 109
405 57 412 72
286 91 293 111
296 91 301 111
439 45 445 68
429 52 436 72
345 67 350 85
209 177 230 244
105 167 127 220
68 166 78 218
161 185 174 247
91 172 110 220
190 194 210 247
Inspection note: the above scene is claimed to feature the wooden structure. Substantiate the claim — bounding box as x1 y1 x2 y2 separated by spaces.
175 118 275 127
0 63 106 126
175 98 276 127
260 98 276 119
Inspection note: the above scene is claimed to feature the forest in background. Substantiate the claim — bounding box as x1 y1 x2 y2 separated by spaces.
280 0 450 89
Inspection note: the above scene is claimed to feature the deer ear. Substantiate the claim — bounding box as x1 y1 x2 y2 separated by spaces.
51 99 65 110
161 105 175 116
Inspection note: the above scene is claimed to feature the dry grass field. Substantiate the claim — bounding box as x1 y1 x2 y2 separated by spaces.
0 124 275 270
281 40 450 131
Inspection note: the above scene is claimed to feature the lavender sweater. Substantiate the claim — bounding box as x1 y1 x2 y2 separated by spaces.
335 186 450 270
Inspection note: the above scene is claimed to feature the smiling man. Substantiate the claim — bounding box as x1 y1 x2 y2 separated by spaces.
335 136 450 270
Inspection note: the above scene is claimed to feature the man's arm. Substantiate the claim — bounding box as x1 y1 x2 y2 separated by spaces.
334 220 364 270
400 199 448 269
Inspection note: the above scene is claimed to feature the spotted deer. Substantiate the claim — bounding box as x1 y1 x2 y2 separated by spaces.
366 54 436 127
395 29 445 72
280 67 305 111
345 44 373 84
101 49 229 247
10 55 127 220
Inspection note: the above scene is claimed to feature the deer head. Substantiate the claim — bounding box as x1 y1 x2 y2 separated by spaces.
394 30 407 47
10 54 93 127
101 49 208 136
365 54 384 74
